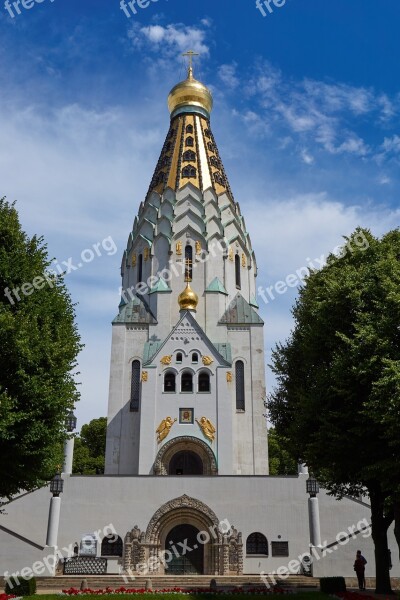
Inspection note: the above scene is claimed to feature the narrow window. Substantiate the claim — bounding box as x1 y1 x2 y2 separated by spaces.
246 533 268 556
130 360 141 412
183 150 196 162
181 372 193 393
198 372 210 393
176 352 183 363
186 137 194 147
185 245 193 281
164 372 176 393
235 360 245 411
192 352 199 363
186 124 194 134
182 165 197 178
137 254 143 285
101 535 123 557
235 254 241 289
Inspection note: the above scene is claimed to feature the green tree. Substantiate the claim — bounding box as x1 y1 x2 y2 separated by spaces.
73 417 107 475
0 198 82 499
268 228 400 594
268 428 297 475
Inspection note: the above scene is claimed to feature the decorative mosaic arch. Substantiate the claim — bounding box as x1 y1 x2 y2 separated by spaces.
153 435 218 475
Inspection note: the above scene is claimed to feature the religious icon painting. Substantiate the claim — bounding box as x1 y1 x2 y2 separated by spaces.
179 408 194 424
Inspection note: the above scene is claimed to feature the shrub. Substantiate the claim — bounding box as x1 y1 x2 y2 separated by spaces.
320 577 346 594
5 576 37 596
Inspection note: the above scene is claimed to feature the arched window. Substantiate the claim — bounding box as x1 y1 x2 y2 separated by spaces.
183 150 196 162
130 360 141 412
164 372 176 393
176 352 183 363
235 254 241 289
198 372 210 393
210 156 219 168
192 352 199 363
165 141 171 152
185 245 193 281
101 535 123 557
137 254 143 285
186 124 194 134
186 136 194 147
181 372 193 393
182 165 197 178
214 171 225 186
204 128 211 139
235 360 245 411
207 142 214 152
246 533 268 556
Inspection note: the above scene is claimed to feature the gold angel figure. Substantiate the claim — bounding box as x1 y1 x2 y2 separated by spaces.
141 371 148 382
229 247 234 262
156 417 177 444
195 241 202 255
144 247 150 262
176 241 183 256
226 372 233 383
202 356 213 366
196 417 216 442
242 253 246 268
132 253 137 267
160 355 172 365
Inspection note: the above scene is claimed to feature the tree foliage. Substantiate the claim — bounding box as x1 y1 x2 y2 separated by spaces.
268 428 297 475
73 417 107 475
0 198 82 498
268 228 400 593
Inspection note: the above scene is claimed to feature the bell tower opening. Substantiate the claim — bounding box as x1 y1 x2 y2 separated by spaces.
168 450 204 475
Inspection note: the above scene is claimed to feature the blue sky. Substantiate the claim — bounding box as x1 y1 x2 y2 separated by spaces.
1 0 399 427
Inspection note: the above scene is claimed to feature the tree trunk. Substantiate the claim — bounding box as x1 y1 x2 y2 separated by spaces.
369 486 394 594
394 498 400 563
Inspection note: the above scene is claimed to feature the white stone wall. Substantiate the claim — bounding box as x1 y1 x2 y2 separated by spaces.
1 476 398 579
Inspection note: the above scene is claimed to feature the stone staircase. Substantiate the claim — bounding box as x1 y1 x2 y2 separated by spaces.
30 574 319 593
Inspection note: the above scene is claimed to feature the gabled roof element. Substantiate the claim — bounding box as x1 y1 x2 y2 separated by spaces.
205 277 228 295
113 295 157 325
219 293 264 325
143 310 232 366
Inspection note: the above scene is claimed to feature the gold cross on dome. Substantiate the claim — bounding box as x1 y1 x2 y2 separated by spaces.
183 50 199 71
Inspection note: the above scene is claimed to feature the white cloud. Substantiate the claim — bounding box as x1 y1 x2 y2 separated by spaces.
128 22 210 58
218 63 239 89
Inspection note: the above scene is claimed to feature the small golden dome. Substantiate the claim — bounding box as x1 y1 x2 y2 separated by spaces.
168 67 213 117
178 282 199 311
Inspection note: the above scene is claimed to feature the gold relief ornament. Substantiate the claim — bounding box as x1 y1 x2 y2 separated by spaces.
132 253 137 267
229 247 234 262
156 417 177 444
226 371 233 383
176 241 183 256
144 247 150 262
196 417 216 443
202 356 213 366
195 241 202 255
141 371 148 382
160 355 172 365
242 253 246 268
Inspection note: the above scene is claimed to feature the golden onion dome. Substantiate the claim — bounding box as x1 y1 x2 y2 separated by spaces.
168 67 213 118
178 282 199 312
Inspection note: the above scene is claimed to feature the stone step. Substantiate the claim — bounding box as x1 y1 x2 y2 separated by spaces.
30 574 319 591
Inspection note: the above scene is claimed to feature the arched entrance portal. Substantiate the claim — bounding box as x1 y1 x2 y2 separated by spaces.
168 450 204 475
165 524 204 574
153 436 218 475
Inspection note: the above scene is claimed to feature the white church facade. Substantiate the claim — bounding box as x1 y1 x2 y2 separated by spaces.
0 62 399 586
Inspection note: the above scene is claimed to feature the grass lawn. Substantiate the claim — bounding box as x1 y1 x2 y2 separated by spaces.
23 594 329 600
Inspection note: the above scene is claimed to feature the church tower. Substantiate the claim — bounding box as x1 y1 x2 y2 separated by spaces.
105 58 268 476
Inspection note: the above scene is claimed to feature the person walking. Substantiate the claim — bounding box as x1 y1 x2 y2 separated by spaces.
354 550 367 590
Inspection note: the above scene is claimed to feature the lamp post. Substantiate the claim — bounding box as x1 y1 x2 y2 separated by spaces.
46 473 64 552
306 473 321 548
63 410 77 475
